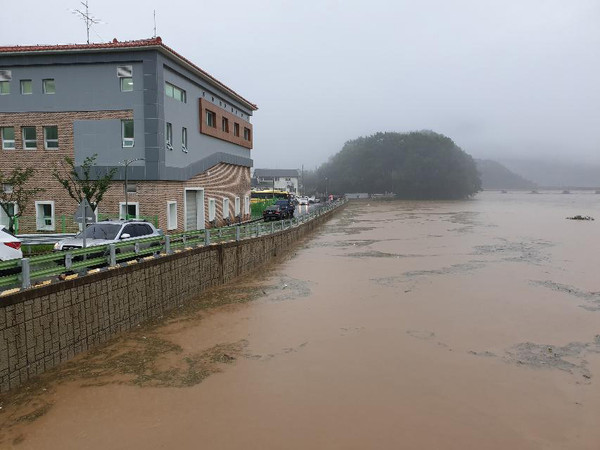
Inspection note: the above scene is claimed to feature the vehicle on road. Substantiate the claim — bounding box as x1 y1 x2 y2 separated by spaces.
263 205 284 221
54 220 163 254
298 196 309 205
274 199 295 218
0 227 22 276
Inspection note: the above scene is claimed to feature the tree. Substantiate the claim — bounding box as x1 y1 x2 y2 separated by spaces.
0 168 45 234
53 154 118 212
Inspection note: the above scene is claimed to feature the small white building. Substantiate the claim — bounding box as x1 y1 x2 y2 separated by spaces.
253 169 300 194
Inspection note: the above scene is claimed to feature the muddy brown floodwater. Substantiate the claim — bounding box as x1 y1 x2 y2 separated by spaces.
2 191 600 449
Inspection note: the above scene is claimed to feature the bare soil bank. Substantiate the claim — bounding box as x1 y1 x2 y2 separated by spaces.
1 192 600 449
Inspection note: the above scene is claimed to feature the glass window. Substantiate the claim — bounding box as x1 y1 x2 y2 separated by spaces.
1 127 15 150
166 122 173 149
167 201 177 230
119 202 139 220
165 83 173 98
182 127 187 152
234 123 240 137
244 127 251 141
20 80 32 95
22 127 37 149
234 197 241 216
165 82 186 103
122 120 134 147
208 198 216 222
0 81 10 95
0 202 17 229
244 196 250 215
42 79 55 94
223 198 230 221
206 110 215 128
222 117 229 133
120 77 133 92
35 201 54 231
44 126 58 149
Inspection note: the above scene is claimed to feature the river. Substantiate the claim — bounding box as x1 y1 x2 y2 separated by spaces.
1 191 600 449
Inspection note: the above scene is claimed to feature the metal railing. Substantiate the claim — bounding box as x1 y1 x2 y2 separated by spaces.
0 199 345 293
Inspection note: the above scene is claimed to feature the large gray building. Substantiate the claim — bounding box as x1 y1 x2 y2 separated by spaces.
0 37 257 232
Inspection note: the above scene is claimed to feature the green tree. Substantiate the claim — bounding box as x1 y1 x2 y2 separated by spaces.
53 154 118 212
0 168 45 234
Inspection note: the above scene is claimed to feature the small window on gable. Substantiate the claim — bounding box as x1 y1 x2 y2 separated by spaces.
43 79 55 94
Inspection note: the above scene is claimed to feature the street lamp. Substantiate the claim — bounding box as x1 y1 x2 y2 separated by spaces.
325 177 328 200
121 158 144 219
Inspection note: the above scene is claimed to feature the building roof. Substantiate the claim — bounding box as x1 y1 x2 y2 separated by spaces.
254 169 299 178
0 37 257 111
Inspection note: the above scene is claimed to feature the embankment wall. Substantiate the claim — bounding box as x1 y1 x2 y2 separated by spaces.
0 207 342 393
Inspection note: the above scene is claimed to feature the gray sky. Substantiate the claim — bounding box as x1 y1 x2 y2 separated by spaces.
3 0 600 170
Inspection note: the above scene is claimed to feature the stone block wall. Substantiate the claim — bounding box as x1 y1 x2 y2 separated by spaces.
0 206 340 393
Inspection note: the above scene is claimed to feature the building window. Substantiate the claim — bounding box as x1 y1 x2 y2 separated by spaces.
221 117 229 133
120 77 133 92
206 110 216 128
244 196 250 215
119 202 139 220
0 202 17 229
167 201 177 230
182 127 187 152
233 123 240 137
244 127 251 141
35 201 55 231
208 198 216 222
122 120 134 147
234 197 241 217
223 198 230 220
117 66 133 92
42 79 55 94
0 70 11 95
165 82 186 103
44 126 58 149
126 183 137 193
1 127 15 150
166 122 173 150
22 127 37 149
20 80 32 95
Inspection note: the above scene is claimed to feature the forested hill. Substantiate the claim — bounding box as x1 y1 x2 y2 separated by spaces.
475 159 537 190
317 131 481 199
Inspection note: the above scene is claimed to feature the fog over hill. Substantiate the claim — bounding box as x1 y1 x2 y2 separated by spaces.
498 159 600 188
475 160 536 190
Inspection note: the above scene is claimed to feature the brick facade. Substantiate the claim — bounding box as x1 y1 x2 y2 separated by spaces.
0 111 251 233
199 98 253 149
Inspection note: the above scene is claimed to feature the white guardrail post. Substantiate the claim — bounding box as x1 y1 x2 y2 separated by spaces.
109 244 116 266
236 225 241 241
205 229 211 246
165 235 172 254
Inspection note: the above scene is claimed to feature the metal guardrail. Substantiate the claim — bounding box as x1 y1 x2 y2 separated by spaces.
0 199 346 294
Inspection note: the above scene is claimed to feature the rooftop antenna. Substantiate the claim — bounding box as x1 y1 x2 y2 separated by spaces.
153 10 157 38
71 1 101 44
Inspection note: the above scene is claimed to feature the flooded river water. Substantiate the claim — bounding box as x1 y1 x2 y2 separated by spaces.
2 191 600 449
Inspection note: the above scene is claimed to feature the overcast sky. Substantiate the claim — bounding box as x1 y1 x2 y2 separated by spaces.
3 0 600 170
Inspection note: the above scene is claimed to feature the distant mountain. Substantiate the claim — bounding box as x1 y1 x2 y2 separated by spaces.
497 159 600 188
475 159 537 190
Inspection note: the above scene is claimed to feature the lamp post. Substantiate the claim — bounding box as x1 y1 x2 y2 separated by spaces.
325 177 328 200
121 158 144 219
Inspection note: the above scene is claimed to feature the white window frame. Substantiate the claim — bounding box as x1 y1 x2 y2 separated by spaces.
234 197 241 217
167 201 177 230
35 201 55 231
120 77 133 92
43 126 59 150
166 122 173 150
223 198 230 221
206 110 215 128
22 126 37 149
244 196 250 215
20 79 32 95
0 202 17 229
42 78 55 94
1 127 15 150
0 81 9 95
165 82 186 103
208 198 216 222
181 127 187 152
122 120 134 148
119 202 139 220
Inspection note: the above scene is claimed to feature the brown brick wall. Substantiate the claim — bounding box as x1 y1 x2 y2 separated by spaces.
199 98 253 149
0 111 251 233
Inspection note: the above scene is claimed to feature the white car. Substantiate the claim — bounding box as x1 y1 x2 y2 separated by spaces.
0 226 23 262
298 196 310 205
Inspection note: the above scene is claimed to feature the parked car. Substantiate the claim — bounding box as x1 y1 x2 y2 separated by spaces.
54 220 163 254
263 204 284 221
0 226 22 276
274 199 295 218
298 196 309 205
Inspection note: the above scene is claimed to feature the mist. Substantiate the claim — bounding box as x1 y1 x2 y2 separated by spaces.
3 0 599 170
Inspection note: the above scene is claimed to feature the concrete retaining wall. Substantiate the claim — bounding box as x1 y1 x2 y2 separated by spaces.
0 207 342 393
